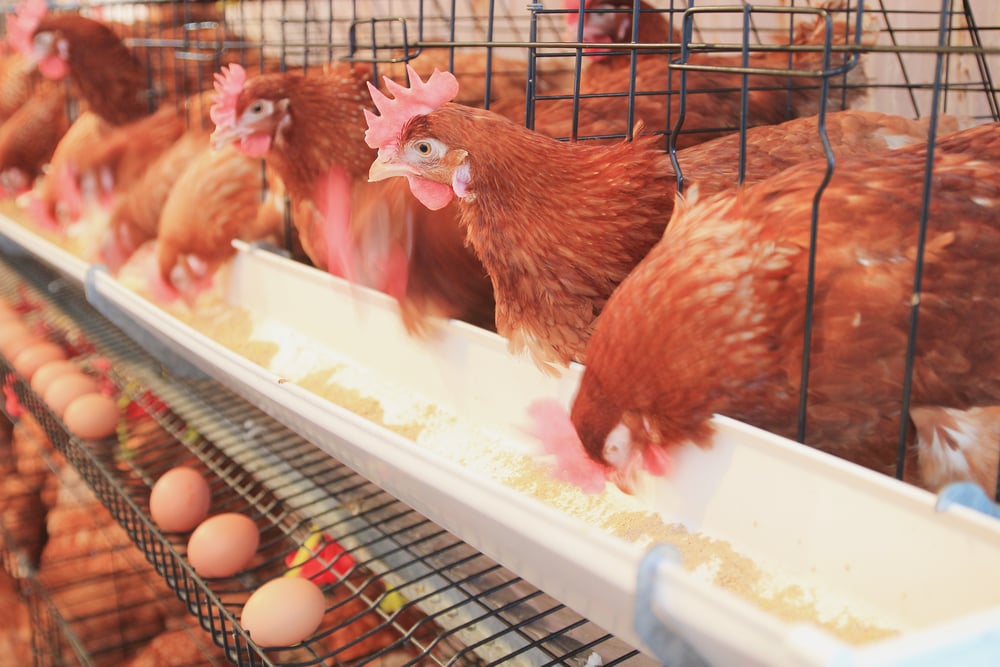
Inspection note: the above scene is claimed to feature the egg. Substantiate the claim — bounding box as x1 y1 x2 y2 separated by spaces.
186 513 259 578
149 467 212 533
43 372 101 417
241 577 326 647
1 332 40 360
13 342 67 381
63 392 118 440
0 321 29 350
30 359 79 396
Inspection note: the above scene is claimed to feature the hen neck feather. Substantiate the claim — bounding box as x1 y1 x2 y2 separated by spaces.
424 108 673 239
260 73 372 202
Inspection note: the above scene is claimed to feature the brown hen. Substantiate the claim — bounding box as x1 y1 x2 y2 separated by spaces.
209 63 495 333
155 142 276 296
26 110 114 228
102 128 212 270
365 67 958 374
0 51 40 122
8 0 151 125
0 79 69 196
533 0 874 145
547 121 1000 493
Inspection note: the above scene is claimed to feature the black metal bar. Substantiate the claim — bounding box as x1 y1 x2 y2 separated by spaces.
795 9 837 445
894 0 953 481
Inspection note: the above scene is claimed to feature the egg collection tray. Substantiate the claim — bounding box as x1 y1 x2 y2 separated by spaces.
3 213 1000 666
0 247 645 665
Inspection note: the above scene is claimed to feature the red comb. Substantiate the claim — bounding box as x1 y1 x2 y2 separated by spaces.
8 0 47 57
209 63 246 130
363 65 459 150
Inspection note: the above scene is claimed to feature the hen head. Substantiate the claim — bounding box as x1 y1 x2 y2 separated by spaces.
8 0 69 79
529 398 673 495
565 0 634 45
209 63 290 158
364 65 471 212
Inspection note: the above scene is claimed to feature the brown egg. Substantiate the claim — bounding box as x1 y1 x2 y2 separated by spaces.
0 321 28 350
187 513 260 578
1 332 40 360
30 360 79 396
63 393 118 440
43 372 101 417
149 467 212 533
241 577 326 647
13 342 67 381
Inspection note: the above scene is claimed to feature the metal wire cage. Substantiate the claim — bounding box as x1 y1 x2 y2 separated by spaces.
0 0 999 663
0 250 651 665
205 0 999 492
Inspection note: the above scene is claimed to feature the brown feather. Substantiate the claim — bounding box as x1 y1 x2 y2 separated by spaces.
571 121 1000 489
0 80 69 193
390 106 953 373
516 0 874 144
35 13 150 125
226 65 495 332
156 144 269 288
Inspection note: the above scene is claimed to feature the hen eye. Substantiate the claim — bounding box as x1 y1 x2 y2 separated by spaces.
33 32 53 50
405 137 446 162
249 101 264 114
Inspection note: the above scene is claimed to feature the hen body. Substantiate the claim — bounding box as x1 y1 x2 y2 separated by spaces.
0 52 39 122
532 0 873 144
24 12 150 125
78 90 216 205
0 80 69 195
380 103 674 371
371 71 957 373
211 64 495 333
104 128 211 269
156 143 274 292
29 111 114 227
569 122 1000 491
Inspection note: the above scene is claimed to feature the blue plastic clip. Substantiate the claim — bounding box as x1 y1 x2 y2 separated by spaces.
635 543 711 667
935 482 1000 520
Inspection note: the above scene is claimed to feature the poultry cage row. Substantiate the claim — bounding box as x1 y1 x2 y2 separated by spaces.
0 248 647 665
0 0 998 666
6 0 995 490
15 1 1000 125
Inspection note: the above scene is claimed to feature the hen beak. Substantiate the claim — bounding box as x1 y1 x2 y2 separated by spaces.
368 153 420 183
603 423 642 494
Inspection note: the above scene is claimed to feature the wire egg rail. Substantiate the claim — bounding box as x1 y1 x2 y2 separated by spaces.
0 249 649 665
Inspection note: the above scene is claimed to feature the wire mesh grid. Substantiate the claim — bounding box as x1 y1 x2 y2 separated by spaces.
0 249 651 665
0 412 233 667
9 1 993 134
0 0 990 499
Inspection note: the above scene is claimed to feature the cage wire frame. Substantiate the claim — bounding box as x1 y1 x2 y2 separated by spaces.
0 410 229 667
350 0 1000 495
0 251 649 666
0 2 998 660
312 0 998 494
